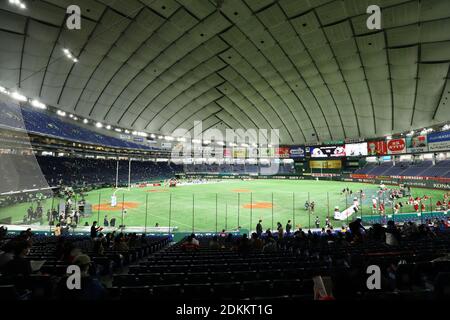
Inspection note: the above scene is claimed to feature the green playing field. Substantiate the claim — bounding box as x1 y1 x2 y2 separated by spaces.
0 180 447 232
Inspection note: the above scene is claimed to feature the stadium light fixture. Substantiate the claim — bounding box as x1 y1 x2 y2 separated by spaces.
386 136 392 140
105 125 111 130
203 140 211 145
9 0 26 9
124 129 130 134
192 139 201 144
150 133 156 138
30 99 46 109
165 136 174 141
216 141 225 146
62 48 78 63
241 143 249 147
56 110 66 117
114 128 122 132
11 91 27 102
132 131 137 135
83 119 89 124
158 135 164 139
0 86 8 94
177 137 186 142
73 117 78 121
268 144 273 148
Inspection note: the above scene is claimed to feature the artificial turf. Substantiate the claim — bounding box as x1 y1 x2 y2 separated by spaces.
1 179 447 232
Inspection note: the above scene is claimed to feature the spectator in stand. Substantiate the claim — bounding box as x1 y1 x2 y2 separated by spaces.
110 217 116 227
237 233 251 254
286 220 292 234
0 240 15 271
54 223 62 237
103 215 109 227
57 254 107 300
250 232 263 250
256 220 263 237
385 222 399 245
3 240 32 276
209 236 220 249
90 221 101 238
181 234 199 251
349 218 366 242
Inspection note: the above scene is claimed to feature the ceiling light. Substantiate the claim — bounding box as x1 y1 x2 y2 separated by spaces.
124 130 130 134
165 136 174 141
30 99 46 109
192 139 201 144
158 135 164 139
203 140 211 144
216 141 225 146
73 117 78 121
11 91 27 102
241 143 249 147
106 125 111 130
57 110 66 117
114 128 122 132
83 119 89 124
177 137 186 142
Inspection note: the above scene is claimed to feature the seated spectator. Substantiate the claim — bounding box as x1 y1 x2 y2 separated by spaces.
209 236 220 249
57 254 107 300
385 220 400 246
250 232 263 250
3 240 32 276
237 233 251 254
54 223 62 237
262 236 277 253
181 235 200 251
0 240 15 271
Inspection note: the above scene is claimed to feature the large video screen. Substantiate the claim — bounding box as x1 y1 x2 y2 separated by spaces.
345 142 368 156
307 145 346 158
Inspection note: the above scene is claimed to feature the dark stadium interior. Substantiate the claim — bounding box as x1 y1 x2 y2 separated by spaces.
0 0 450 306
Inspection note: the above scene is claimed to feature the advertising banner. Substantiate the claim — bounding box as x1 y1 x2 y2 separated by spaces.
387 138 406 154
223 148 232 158
309 160 342 169
233 147 246 158
289 146 305 158
428 130 450 151
406 133 428 153
307 145 346 158
367 140 387 156
275 147 290 158
259 148 275 158
345 142 368 156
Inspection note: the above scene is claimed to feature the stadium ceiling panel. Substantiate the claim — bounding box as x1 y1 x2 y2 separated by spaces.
0 0 449 144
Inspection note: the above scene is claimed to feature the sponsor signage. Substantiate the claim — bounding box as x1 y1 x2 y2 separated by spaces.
309 160 342 169
307 145 346 158
259 148 275 158
161 142 172 149
428 130 450 151
289 146 305 158
367 140 387 156
406 133 428 153
387 138 406 154
233 147 246 158
345 142 368 156
275 147 290 158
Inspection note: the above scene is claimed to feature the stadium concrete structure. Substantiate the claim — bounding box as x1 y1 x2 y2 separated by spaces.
0 0 450 304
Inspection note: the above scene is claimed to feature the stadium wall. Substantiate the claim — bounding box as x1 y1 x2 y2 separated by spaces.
182 173 450 190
